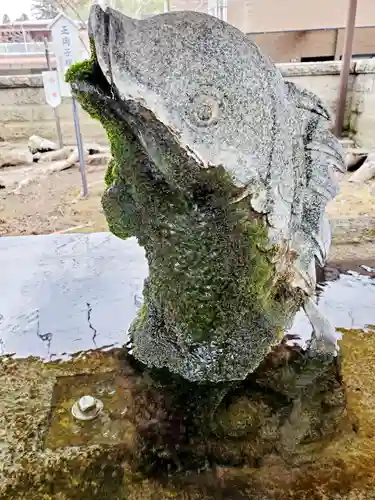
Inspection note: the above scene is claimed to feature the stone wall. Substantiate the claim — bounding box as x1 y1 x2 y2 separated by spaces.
282 60 375 150
349 60 375 150
0 59 375 148
0 75 107 145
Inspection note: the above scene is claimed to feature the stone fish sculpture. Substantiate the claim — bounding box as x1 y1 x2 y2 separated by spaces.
67 7 345 383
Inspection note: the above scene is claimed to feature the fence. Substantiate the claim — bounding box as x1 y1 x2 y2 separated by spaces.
0 42 53 55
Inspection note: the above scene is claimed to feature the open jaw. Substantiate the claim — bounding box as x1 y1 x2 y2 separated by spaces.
66 31 251 216
67 48 218 200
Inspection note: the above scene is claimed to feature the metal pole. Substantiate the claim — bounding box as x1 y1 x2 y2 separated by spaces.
72 98 89 197
218 0 224 20
334 0 358 138
164 0 170 12
44 37 64 149
22 25 28 52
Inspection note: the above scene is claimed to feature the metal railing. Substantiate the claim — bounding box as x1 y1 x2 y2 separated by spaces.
0 42 53 55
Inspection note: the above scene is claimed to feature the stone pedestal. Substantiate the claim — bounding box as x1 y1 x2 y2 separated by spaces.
2 329 374 500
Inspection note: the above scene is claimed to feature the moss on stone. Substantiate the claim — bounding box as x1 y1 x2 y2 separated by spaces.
142 206 278 343
66 59 95 83
65 42 304 380
4 329 375 498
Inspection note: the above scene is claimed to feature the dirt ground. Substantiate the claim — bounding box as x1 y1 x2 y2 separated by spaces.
0 165 108 236
0 164 374 260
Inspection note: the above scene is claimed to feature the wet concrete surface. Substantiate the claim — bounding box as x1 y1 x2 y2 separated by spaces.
0 232 374 359
0 232 147 359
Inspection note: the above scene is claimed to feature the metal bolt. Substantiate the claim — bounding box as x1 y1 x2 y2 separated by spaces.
78 395 96 412
71 395 103 421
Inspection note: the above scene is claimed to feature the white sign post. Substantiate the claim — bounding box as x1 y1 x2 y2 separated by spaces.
43 38 64 148
42 70 64 148
42 70 62 108
49 14 89 196
49 14 88 97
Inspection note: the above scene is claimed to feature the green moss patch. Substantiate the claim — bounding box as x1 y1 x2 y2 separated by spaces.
66 41 301 379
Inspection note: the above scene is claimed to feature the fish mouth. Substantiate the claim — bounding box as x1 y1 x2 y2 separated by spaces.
67 47 248 206
67 48 144 133
67 5 201 175
69 4 113 103
69 4 231 177
66 39 215 203
66 5 251 204
67 6 160 138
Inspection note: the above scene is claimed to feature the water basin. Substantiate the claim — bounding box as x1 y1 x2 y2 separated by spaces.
1 233 375 499
0 232 147 359
0 232 374 360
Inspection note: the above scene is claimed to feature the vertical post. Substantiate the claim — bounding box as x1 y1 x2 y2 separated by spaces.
334 0 358 138
219 0 224 20
164 0 171 12
72 98 88 197
333 28 339 60
22 25 28 52
44 37 64 149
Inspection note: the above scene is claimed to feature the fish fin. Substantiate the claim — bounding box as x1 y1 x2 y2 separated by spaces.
286 82 345 292
303 297 342 354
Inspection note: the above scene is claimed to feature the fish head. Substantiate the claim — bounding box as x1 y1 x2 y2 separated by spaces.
72 6 295 193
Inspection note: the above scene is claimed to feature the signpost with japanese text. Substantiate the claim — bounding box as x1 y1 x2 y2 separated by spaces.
50 14 88 97
42 70 62 108
43 38 63 148
50 14 89 196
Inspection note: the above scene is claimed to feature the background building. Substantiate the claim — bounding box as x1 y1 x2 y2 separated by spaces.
1 0 375 74
0 20 54 74
171 0 375 62
0 18 87 74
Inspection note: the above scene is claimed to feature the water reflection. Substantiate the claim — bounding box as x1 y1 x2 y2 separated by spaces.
0 232 374 359
289 268 375 347
0 233 147 360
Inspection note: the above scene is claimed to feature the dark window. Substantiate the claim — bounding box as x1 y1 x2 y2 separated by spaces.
301 56 335 62
339 53 375 60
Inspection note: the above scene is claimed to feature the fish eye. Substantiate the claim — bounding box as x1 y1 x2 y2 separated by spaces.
187 94 221 129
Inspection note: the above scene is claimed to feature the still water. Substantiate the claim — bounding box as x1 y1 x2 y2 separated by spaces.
0 233 147 359
0 232 374 360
